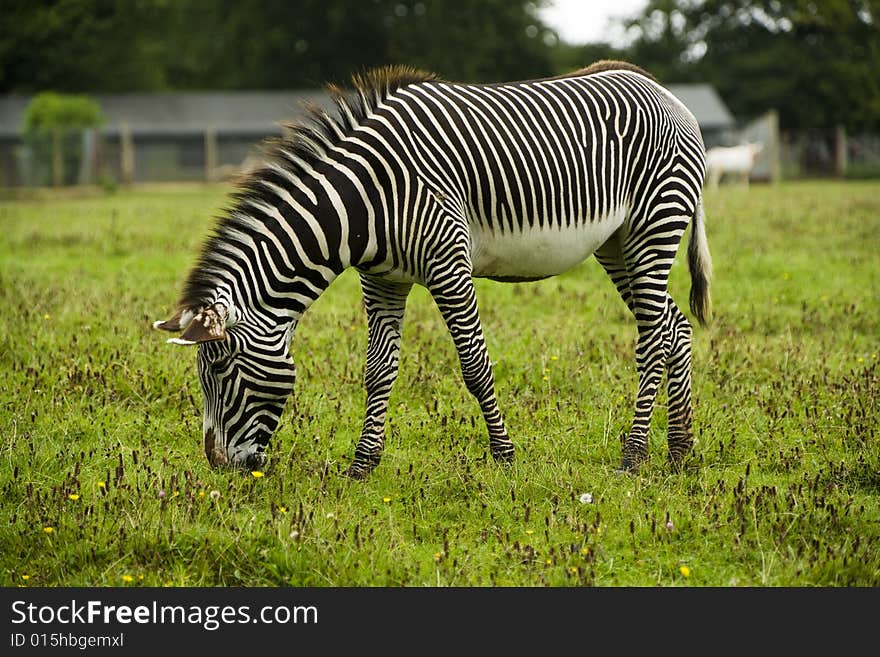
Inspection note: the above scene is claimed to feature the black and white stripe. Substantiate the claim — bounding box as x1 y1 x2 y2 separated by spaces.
154 60 712 475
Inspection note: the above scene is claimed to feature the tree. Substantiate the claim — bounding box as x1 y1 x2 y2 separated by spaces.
0 0 559 92
20 92 106 186
0 0 168 92
622 0 880 134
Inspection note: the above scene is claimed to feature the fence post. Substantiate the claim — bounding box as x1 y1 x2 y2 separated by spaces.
768 109 781 183
120 122 134 185
205 126 217 182
51 127 64 187
79 128 96 186
834 125 847 178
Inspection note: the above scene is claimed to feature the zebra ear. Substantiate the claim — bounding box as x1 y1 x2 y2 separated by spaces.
153 307 196 333
153 304 229 346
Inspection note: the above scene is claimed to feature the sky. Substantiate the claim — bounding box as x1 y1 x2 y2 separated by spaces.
537 0 650 47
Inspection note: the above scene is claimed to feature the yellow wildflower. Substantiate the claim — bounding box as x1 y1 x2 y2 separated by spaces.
550 355 558 361
96 482 106 489
122 575 134 583
679 566 691 577
382 496 391 503
68 494 79 501
251 471 265 479
278 506 287 514
43 527 54 534
21 575 30 581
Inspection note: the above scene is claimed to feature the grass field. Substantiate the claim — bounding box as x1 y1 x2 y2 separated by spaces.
1 180 878 587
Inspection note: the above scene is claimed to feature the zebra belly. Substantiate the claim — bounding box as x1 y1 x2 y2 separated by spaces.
470 209 626 280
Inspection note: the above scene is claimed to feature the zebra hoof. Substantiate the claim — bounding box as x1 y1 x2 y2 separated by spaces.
616 456 643 474
344 456 380 479
667 453 693 473
343 463 370 479
490 444 515 465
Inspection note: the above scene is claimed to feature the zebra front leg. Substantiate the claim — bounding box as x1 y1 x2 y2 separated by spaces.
346 276 412 479
665 299 694 469
429 273 514 465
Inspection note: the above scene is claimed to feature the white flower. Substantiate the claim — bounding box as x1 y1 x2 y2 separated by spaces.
579 492 593 504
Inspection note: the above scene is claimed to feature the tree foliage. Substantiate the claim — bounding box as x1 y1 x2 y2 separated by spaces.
2 0 878 135
0 0 167 92
1 0 558 92
623 0 880 133
20 92 105 135
19 91 105 187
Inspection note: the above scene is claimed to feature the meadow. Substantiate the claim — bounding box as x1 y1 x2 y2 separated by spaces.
0 180 878 587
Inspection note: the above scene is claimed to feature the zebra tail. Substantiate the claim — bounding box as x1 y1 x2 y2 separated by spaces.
687 198 713 327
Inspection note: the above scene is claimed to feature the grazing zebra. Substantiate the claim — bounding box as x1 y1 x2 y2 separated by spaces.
154 60 712 477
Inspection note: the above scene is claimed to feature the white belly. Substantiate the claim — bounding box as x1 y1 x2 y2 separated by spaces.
470 209 626 280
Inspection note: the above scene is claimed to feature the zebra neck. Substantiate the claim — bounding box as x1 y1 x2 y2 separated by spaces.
189 152 388 330
197 216 347 329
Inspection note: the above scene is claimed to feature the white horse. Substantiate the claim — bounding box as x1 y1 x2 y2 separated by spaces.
705 142 763 189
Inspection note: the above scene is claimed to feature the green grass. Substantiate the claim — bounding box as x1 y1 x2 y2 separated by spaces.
1 180 878 587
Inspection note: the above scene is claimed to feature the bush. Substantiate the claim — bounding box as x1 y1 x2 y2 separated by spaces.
20 92 106 186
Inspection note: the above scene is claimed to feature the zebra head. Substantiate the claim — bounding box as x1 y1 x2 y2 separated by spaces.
153 302 296 471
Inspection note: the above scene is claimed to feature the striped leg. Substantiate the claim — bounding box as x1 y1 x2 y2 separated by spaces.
665 297 694 468
597 213 689 471
346 275 412 479
429 271 514 464
595 229 635 315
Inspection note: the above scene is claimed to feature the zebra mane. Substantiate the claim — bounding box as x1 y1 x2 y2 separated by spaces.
560 59 659 84
178 65 441 311
252 65 441 183
226 64 441 190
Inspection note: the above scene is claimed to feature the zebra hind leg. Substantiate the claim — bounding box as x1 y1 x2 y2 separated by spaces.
596 237 664 472
620 317 669 472
665 298 695 469
621 208 690 471
616 220 688 472
429 272 514 465
345 276 412 479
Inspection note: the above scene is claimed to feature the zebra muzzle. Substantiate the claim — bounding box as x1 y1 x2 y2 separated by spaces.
204 428 228 467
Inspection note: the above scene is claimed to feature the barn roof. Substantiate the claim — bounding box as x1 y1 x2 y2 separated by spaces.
0 83 735 138
0 91 333 139
668 84 736 129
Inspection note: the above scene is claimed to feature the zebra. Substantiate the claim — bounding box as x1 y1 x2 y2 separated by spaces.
154 59 712 477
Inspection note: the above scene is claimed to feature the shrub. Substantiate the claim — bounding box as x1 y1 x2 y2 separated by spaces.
20 92 106 186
